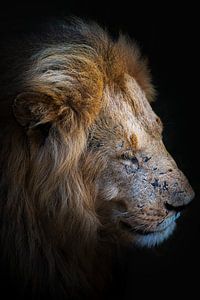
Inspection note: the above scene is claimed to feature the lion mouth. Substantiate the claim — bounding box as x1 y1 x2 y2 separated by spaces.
120 212 181 247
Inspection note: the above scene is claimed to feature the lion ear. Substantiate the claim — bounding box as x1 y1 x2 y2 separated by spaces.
13 92 62 128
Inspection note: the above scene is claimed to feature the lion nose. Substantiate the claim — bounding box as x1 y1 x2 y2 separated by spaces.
164 201 189 213
164 184 195 212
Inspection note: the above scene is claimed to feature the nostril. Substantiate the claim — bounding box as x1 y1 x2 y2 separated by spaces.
164 202 187 212
168 169 173 172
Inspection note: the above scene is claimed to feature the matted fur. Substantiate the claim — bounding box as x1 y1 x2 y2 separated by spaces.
0 19 194 299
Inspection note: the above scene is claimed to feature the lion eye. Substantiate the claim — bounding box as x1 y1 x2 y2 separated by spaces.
120 153 139 174
121 153 138 164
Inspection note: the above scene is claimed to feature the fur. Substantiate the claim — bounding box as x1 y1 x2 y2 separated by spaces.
0 19 194 299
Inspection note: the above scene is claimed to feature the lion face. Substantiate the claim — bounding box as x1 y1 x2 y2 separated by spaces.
88 75 194 247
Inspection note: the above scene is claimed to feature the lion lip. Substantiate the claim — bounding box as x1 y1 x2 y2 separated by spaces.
120 212 181 235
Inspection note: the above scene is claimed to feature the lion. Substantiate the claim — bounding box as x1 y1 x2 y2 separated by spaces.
0 19 194 299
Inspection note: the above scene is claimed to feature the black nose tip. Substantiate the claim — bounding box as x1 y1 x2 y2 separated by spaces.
165 187 195 212
164 202 187 212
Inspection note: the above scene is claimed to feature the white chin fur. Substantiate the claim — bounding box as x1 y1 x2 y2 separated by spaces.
134 222 176 248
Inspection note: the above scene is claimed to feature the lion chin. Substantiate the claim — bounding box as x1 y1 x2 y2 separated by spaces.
135 213 181 247
134 222 176 248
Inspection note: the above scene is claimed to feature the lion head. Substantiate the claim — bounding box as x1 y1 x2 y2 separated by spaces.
88 75 194 248
0 19 194 298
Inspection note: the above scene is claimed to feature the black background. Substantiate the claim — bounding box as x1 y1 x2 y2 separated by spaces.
0 1 199 298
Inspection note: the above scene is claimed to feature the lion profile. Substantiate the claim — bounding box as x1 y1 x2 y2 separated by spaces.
0 19 194 299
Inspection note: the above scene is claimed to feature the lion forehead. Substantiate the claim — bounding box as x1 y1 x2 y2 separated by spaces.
125 75 163 135
102 77 162 149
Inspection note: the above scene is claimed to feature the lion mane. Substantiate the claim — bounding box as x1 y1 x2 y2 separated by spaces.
0 19 154 299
